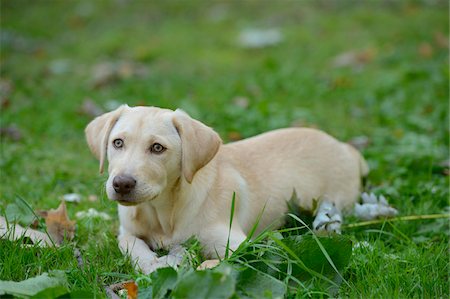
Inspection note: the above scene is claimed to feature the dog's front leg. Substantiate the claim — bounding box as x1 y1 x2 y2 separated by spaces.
197 224 247 270
118 232 158 274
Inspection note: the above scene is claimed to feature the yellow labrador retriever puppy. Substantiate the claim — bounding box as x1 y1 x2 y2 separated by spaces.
85 105 368 273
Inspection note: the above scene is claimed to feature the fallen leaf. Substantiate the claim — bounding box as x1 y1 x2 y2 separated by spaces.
418 42 433 58
232 96 249 109
0 216 53 246
88 194 98 202
1 98 10 109
78 98 104 118
48 59 71 75
90 61 149 89
62 193 82 203
0 124 22 141
227 131 242 141
434 32 448 48
75 208 111 220
331 48 376 68
0 79 13 109
91 62 118 88
238 28 283 49
123 281 138 299
0 270 68 298
348 136 371 150
38 201 76 245
105 280 137 299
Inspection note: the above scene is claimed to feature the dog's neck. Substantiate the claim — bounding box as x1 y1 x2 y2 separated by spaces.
122 159 219 247
138 177 181 236
170 162 218 231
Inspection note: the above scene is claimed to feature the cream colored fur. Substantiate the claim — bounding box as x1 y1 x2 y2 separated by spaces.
85 105 368 273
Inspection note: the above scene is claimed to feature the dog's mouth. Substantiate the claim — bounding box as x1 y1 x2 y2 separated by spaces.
117 199 142 206
115 193 159 206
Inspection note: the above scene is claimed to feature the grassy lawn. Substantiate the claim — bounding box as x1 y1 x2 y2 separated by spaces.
1 0 448 297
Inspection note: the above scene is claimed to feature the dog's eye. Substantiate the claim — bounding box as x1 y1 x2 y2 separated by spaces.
151 143 165 154
113 138 124 149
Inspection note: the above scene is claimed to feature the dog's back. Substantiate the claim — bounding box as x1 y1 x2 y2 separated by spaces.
220 128 366 232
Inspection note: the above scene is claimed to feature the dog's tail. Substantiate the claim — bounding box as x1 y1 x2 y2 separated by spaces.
347 144 369 178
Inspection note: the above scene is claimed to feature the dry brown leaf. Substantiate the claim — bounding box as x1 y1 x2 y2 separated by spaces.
331 48 376 68
78 98 104 118
0 216 53 246
233 96 249 109
123 281 138 299
0 125 22 141
434 32 449 48
88 194 98 202
90 61 149 89
38 202 76 245
348 136 371 151
418 42 433 58
227 131 242 141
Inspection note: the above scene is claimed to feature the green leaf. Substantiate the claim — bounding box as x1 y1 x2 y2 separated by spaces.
236 268 286 299
282 235 352 282
172 265 236 299
5 197 37 226
138 286 153 299
31 286 68 298
150 267 178 299
56 290 96 298
0 270 68 298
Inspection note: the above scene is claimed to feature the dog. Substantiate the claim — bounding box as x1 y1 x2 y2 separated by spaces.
85 105 369 273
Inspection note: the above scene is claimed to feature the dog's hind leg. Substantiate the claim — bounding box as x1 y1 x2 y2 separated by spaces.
312 201 343 234
354 192 398 220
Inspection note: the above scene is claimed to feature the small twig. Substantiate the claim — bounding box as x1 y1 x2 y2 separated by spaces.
344 213 450 229
104 286 120 299
73 247 84 269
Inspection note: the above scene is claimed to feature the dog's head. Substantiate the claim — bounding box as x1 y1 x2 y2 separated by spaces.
85 105 221 205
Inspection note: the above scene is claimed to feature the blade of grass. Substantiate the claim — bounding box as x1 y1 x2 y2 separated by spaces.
343 213 450 229
225 192 236 259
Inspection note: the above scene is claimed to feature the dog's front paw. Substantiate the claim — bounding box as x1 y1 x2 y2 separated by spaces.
137 259 162 275
354 193 398 220
157 254 181 269
139 258 174 274
197 259 220 270
313 201 342 234
137 246 186 274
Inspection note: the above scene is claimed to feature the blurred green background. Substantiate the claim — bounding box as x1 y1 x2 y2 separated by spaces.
1 0 448 206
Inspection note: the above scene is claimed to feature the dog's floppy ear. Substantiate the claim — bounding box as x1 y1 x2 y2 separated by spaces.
172 109 222 183
85 105 127 173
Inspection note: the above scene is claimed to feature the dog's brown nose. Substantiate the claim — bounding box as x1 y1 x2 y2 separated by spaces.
113 175 136 195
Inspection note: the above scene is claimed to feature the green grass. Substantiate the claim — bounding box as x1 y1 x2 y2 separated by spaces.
1 0 449 297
